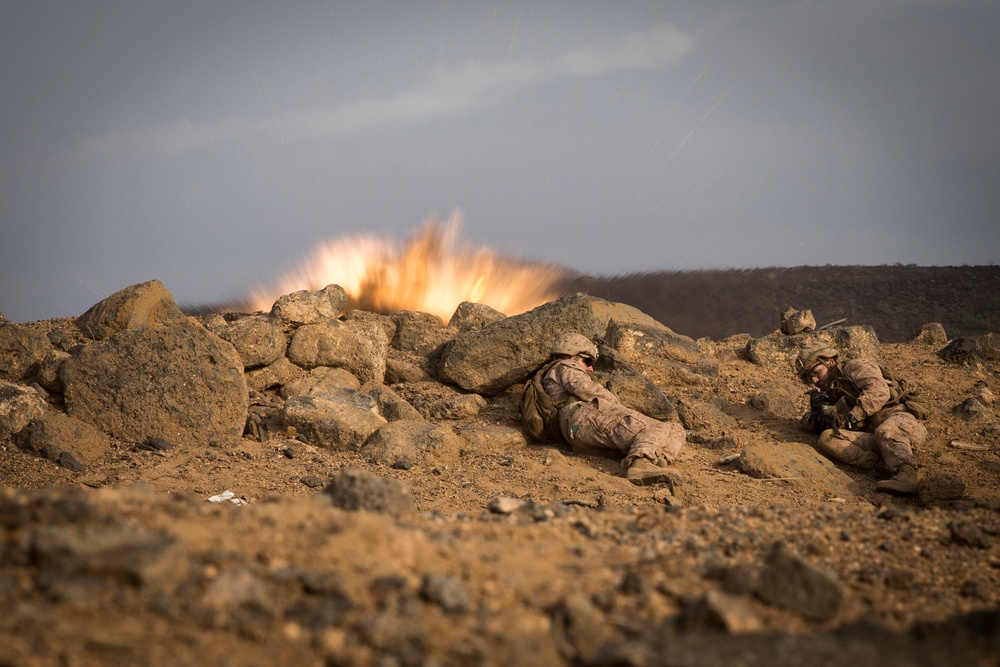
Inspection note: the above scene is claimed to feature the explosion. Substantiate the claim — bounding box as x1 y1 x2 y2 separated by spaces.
248 212 573 322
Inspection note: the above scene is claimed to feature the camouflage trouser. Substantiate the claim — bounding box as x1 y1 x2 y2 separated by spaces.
558 401 685 468
816 411 924 472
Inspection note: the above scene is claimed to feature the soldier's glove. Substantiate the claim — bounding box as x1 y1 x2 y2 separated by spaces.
808 390 831 412
802 405 843 433
820 404 846 430
834 398 862 430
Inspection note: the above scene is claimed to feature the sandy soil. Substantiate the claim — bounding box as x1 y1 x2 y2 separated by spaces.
1 333 998 666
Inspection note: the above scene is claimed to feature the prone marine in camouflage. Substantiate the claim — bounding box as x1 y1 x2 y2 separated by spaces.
541 333 686 487
796 345 928 495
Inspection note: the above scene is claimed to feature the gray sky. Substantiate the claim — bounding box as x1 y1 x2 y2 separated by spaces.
2 1 998 323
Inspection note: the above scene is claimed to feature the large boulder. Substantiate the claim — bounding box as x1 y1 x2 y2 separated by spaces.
940 333 999 362
675 396 738 435
602 320 718 386
384 357 432 384
0 381 48 440
281 390 387 449
745 325 882 369
361 420 462 467
779 307 816 335
0 323 53 383
363 383 424 422
746 381 805 420
391 382 488 420
35 349 70 393
75 279 187 341
208 313 287 369
342 310 397 345
390 311 454 355
280 366 362 399
244 357 307 393
600 371 677 421
15 411 112 471
60 318 248 448
287 319 389 385
738 440 860 497
595 347 677 420
447 301 506 332
269 284 348 326
437 294 666 396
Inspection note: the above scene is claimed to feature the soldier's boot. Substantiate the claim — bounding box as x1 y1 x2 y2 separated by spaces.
625 459 682 490
873 464 919 495
873 460 894 479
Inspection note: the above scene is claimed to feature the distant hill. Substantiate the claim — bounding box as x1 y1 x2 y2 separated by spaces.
570 265 1000 343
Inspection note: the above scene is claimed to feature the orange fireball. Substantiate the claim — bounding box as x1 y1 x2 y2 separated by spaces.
249 212 571 322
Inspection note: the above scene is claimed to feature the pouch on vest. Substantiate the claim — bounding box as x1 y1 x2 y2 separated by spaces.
520 361 565 444
880 366 929 420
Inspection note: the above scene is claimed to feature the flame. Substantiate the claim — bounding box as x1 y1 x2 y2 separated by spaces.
248 211 571 322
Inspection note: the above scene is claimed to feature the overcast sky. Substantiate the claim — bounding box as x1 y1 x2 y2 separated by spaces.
2 1 998 322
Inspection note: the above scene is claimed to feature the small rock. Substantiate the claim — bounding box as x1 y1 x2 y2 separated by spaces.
948 521 990 549
420 573 469 613
58 451 85 472
300 475 325 489
973 381 994 406
282 440 311 459
952 398 991 420
756 544 844 621
780 307 816 335
703 589 763 633
321 467 415 517
885 568 915 590
488 497 525 514
135 437 175 452
907 323 948 346
960 580 986 599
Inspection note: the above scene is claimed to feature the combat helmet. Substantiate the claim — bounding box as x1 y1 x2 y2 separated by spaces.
795 345 839 380
550 333 598 361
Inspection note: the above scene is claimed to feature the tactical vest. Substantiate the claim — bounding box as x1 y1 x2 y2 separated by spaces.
825 366 926 423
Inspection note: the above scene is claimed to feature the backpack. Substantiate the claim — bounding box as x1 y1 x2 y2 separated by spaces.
878 365 930 420
520 360 566 444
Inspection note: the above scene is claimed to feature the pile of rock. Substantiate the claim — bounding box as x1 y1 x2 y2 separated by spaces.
0 279 722 473
1 280 996 484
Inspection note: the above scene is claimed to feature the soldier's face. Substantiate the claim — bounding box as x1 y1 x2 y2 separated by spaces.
805 362 829 386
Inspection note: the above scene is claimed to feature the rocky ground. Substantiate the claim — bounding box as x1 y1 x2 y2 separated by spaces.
1 281 999 667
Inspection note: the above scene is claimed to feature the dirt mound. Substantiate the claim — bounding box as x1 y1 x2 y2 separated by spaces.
1 277 999 666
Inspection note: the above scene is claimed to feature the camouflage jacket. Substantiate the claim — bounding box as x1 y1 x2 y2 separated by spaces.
541 358 619 413
802 358 912 433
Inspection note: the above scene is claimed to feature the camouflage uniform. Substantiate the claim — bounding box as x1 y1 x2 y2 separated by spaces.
542 358 685 468
813 358 925 472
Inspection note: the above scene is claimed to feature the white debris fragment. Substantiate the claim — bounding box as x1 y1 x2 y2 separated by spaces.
948 441 990 451
208 490 247 505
